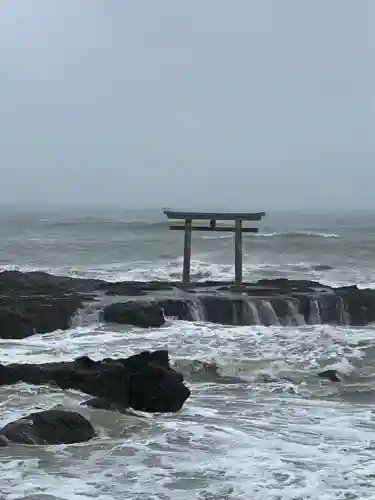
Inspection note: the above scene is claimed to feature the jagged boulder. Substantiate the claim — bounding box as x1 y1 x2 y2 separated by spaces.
0 410 95 446
102 300 165 327
0 350 190 413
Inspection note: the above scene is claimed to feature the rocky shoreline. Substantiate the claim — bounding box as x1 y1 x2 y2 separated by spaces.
0 269 368 446
0 270 375 340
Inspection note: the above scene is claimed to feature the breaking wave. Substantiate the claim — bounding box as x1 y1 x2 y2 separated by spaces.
2 259 370 290
172 355 357 387
259 231 340 238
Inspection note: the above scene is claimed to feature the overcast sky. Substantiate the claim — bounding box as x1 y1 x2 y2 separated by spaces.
0 0 374 210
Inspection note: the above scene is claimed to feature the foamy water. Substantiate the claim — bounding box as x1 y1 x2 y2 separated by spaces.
1 208 375 289
3 257 375 290
2 209 375 498
2 319 375 499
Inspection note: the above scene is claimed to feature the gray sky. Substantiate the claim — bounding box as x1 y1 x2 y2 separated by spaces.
0 1 374 210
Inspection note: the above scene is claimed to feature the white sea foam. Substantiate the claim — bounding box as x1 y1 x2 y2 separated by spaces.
1 320 375 499
3 259 375 290
259 231 340 238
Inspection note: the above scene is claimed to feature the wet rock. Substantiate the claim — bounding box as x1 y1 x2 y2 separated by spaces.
199 296 243 325
312 264 333 271
98 280 176 296
0 295 83 339
0 270 98 295
336 286 375 326
0 350 190 413
0 410 95 445
318 369 340 382
1 270 375 328
102 300 165 327
156 298 192 320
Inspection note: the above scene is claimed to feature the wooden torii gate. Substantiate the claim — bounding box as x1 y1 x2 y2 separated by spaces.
163 209 266 289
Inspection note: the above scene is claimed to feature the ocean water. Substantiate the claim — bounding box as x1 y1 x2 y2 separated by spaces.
1 207 375 499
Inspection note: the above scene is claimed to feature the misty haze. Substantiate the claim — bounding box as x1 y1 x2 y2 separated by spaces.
0 0 374 210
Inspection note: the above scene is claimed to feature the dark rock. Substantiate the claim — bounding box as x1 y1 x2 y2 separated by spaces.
1 270 375 329
97 280 176 295
0 410 95 445
199 296 242 325
105 286 147 297
0 270 98 295
0 350 190 413
243 278 326 294
102 300 165 327
336 286 375 326
309 294 345 325
318 369 340 382
312 264 333 271
0 295 83 339
156 298 192 320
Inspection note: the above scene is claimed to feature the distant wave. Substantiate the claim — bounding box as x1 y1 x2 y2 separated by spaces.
202 231 340 240
37 219 168 230
31 218 341 239
259 231 340 239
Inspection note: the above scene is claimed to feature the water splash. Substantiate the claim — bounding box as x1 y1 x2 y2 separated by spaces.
187 299 206 322
286 300 305 326
259 300 280 326
339 297 350 326
243 298 261 325
70 307 101 328
309 299 321 324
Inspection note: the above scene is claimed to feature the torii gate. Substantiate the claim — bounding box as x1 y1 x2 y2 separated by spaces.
163 209 266 289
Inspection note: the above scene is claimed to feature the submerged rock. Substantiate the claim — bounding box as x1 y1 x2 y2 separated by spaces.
82 397 128 413
318 369 340 382
102 300 165 327
0 410 95 446
0 350 190 413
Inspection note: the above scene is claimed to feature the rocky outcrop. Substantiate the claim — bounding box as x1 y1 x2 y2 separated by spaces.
0 295 83 339
96 277 375 327
0 269 97 296
0 350 190 413
102 301 165 327
0 270 86 339
0 270 375 333
0 410 95 446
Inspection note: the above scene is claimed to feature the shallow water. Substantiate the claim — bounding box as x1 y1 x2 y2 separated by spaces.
2 320 375 499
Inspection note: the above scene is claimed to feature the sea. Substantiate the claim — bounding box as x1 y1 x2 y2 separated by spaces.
1 207 375 500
